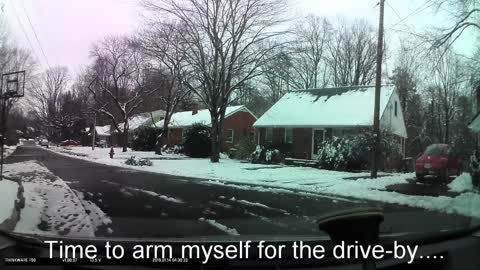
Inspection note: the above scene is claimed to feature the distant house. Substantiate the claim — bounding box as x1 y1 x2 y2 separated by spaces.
85 124 112 145
110 109 166 146
155 105 257 150
253 85 408 159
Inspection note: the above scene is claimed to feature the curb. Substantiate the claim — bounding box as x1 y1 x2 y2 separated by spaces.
0 176 25 231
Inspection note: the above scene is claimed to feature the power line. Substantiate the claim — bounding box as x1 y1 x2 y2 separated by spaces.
8 0 41 67
386 0 435 30
386 1 402 22
18 1 51 69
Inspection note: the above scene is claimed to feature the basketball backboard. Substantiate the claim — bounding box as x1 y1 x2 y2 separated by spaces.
1 71 25 98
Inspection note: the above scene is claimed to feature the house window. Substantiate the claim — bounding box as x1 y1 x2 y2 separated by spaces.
394 101 398 117
284 128 293 143
225 129 234 143
265 128 273 143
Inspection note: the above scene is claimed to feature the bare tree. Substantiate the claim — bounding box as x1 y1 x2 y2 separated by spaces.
29 67 81 140
87 36 159 152
0 27 37 115
260 44 293 103
290 15 332 89
143 0 288 162
327 19 377 87
427 48 468 143
430 0 479 50
139 22 191 154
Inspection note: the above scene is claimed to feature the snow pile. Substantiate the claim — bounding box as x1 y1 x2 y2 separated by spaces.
74 191 112 230
0 179 19 225
448 173 474 193
4 161 111 237
4 145 18 158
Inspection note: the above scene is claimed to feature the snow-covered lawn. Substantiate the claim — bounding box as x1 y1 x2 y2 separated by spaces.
0 145 20 225
4 145 18 158
3 160 112 237
0 179 19 225
49 146 480 219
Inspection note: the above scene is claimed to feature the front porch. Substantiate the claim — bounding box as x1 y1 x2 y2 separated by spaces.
256 127 407 160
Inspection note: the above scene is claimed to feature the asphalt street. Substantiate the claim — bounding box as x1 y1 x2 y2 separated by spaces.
5 145 474 239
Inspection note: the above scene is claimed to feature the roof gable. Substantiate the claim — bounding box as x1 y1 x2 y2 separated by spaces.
254 85 395 127
86 125 111 136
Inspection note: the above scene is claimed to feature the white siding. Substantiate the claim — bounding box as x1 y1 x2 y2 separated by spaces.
380 90 408 138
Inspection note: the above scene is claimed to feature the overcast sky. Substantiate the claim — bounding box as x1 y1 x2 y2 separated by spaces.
0 0 476 76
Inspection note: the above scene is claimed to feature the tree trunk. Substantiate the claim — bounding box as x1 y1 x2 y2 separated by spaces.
122 131 128 152
210 114 223 163
445 114 450 144
155 129 169 155
211 138 220 162
155 115 172 155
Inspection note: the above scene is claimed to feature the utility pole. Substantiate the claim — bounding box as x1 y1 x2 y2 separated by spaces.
371 0 385 179
0 98 6 180
91 111 96 150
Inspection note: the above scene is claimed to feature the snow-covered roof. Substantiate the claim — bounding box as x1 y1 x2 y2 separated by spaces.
86 125 111 136
155 105 250 128
254 85 395 128
128 115 150 130
469 111 480 132
117 109 166 132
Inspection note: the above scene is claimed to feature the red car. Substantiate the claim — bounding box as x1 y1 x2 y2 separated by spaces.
415 144 462 182
59 140 79 147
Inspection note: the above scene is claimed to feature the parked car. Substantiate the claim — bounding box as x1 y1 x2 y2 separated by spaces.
39 139 49 148
60 140 79 146
415 144 462 182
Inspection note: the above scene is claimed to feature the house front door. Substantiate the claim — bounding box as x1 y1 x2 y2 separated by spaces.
311 129 325 159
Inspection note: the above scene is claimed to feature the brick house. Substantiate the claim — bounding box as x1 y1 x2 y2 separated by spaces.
254 85 408 159
155 105 257 150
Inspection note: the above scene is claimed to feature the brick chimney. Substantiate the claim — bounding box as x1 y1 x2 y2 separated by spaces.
192 103 198 115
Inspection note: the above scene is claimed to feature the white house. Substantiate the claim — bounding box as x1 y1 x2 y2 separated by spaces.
253 85 408 159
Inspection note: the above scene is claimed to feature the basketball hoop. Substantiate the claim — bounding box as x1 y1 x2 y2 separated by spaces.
1 71 25 98
0 70 26 180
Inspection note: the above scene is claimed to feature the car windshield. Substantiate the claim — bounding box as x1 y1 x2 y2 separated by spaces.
0 0 479 252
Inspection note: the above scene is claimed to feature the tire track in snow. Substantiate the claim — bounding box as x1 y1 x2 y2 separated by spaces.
124 187 184 204
229 197 291 215
100 180 184 204
219 197 318 233
198 217 239 236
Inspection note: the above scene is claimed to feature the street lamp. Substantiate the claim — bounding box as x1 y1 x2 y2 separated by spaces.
0 71 26 180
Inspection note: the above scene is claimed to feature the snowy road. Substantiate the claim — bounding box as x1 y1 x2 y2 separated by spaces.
6 145 474 238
